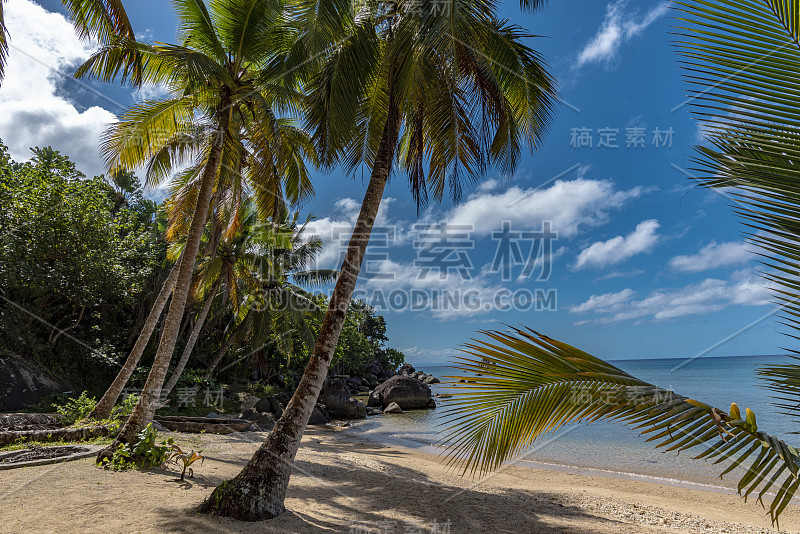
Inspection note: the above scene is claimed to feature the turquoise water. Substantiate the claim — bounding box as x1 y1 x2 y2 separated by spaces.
342 355 797 491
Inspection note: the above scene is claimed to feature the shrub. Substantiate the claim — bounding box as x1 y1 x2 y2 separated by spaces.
54 391 97 424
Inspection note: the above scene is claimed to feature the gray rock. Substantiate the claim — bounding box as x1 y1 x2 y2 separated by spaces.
205 412 220 418
425 375 440 384
0 353 71 411
398 363 415 376
320 379 367 419
307 406 330 426
367 408 383 416
369 375 432 409
152 421 168 432
255 396 284 418
383 402 403 414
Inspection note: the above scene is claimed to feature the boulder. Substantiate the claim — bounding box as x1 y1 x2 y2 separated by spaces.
369 375 432 409
0 354 71 411
255 396 284 418
364 361 384 378
426 398 436 409
241 409 275 430
205 412 220 418
425 375 441 385
383 402 403 414
320 379 367 419
367 408 383 416
398 363 416 376
237 393 261 412
307 406 330 426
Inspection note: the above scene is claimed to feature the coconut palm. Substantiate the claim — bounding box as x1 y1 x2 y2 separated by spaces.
441 0 800 526
205 211 336 378
79 0 312 455
201 0 557 520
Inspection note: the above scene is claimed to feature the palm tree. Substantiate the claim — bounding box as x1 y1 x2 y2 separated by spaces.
201 0 557 520
160 202 266 399
205 211 335 378
81 0 311 455
441 0 800 527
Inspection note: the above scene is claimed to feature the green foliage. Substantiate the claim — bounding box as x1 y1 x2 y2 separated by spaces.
100 423 173 471
111 393 139 419
54 392 97 424
443 329 800 526
245 383 279 398
384 348 405 370
0 142 165 390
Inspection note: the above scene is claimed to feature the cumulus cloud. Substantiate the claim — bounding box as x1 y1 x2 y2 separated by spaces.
669 241 752 273
571 270 771 324
0 0 117 177
573 219 660 270
576 0 669 68
441 177 647 238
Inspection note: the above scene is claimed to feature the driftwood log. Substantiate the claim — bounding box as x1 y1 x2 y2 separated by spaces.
153 416 252 434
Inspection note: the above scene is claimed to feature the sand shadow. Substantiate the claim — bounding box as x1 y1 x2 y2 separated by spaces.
152 436 624 533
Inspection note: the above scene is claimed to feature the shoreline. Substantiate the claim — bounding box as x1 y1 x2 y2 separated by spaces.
1 428 797 533
336 416 757 499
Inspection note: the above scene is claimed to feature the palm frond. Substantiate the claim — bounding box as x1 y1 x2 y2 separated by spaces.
675 0 800 417
62 0 135 41
0 0 8 84
442 328 800 526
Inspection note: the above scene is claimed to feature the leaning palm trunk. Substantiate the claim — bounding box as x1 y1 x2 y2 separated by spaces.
200 106 402 520
99 105 232 457
90 260 180 420
160 279 220 400
204 320 245 378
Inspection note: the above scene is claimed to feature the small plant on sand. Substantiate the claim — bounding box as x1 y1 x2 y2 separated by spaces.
167 444 204 480
55 392 97 424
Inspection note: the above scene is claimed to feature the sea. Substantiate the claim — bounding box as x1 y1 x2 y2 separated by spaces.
339 355 797 494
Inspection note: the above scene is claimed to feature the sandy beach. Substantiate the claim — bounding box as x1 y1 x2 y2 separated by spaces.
1 428 797 534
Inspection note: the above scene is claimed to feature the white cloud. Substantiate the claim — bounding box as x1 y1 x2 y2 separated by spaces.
0 0 117 177
669 241 751 273
442 176 647 238
574 219 660 270
304 197 398 269
576 0 669 68
571 271 771 324
570 288 635 314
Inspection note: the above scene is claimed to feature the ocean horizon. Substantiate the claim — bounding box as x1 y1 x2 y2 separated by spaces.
343 354 796 493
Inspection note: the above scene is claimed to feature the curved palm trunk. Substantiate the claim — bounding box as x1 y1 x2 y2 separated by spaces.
205 319 245 378
160 279 220 400
98 104 232 459
90 260 180 420
200 104 401 521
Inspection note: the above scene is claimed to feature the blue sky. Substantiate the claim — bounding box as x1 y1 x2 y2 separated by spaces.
0 0 784 366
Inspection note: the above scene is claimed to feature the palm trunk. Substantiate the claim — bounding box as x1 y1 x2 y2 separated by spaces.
204 320 244 378
90 260 180 420
160 279 220 400
98 101 232 459
200 101 401 521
